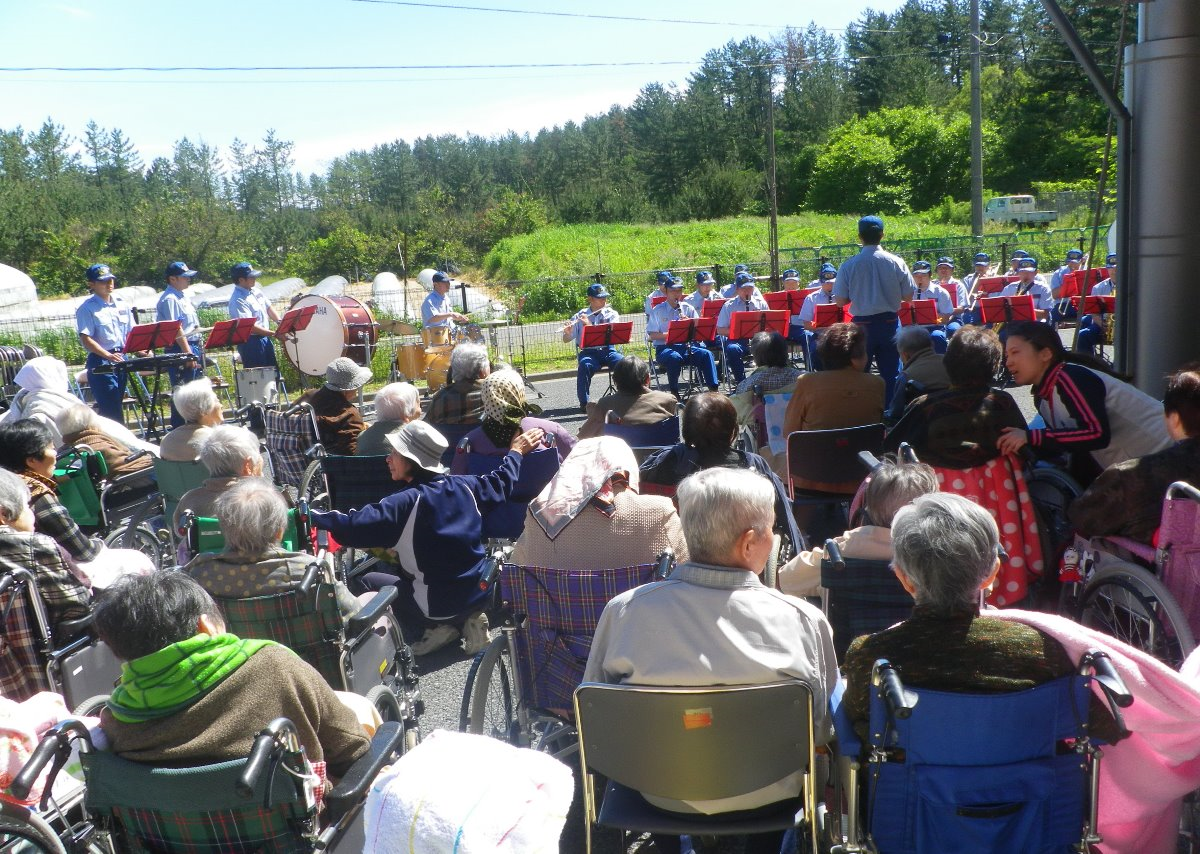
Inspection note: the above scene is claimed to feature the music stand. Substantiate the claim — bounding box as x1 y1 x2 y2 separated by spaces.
650 294 668 308
700 300 726 320
978 295 1036 324
205 317 258 350
899 299 939 327
764 291 804 315
1077 295 1116 316
800 286 821 302
581 321 633 349
812 303 845 329
666 317 717 345
731 310 788 340
277 304 317 337
976 275 1017 296
123 321 181 353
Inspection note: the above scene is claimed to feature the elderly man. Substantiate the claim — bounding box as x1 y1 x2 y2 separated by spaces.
562 282 624 411
584 467 837 852
833 216 915 405
186 477 360 616
160 378 224 461
357 382 421 456
578 355 677 440
296 357 371 456
173 425 263 528
94 572 370 777
424 343 490 427
841 493 1120 744
228 262 281 370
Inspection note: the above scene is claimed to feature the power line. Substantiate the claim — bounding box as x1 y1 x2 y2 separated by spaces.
347 0 788 28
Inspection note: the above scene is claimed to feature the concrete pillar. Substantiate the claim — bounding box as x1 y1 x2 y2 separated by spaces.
1125 1 1200 395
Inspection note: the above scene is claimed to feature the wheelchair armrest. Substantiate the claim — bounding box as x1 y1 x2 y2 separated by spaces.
324 721 404 824
346 586 399 640
55 613 95 642
304 443 326 461
824 539 845 571
857 450 881 473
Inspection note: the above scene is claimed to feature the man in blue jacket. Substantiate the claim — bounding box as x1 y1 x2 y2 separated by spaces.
310 420 545 656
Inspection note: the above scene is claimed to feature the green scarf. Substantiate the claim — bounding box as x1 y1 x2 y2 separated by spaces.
108 633 276 724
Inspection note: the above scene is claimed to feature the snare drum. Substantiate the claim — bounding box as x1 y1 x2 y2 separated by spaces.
282 295 378 377
235 366 279 406
425 347 453 393
422 326 451 348
395 342 426 382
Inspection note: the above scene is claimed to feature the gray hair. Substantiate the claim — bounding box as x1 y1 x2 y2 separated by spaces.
677 467 774 565
891 493 1000 610
0 468 31 524
373 382 421 422
212 477 288 554
54 403 98 438
864 461 940 527
198 425 261 477
173 378 221 424
450 343 490 382
894 324 933 356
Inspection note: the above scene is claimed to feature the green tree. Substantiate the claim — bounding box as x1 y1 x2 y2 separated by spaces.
806 131 911 214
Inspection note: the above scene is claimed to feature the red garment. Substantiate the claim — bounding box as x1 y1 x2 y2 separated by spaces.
933 454 1044 607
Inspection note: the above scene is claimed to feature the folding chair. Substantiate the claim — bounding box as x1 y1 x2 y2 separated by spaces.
260 402 322 493
574 681 819 854
787 424 885 543
830 653 1132 854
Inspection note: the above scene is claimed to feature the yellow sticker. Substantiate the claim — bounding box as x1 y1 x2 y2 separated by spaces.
682 708 713 730
379 658 388 675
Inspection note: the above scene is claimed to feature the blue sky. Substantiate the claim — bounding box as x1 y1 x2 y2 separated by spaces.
1 0 905 175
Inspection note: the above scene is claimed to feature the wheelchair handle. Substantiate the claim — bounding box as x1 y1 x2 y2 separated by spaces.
0 568 33 597
823 539 845 572
896 442 919 464
479 555 503 592
875 661 912 720
10 719 91 802
655 548 675 580
1167 481 1200 505
237 718 300 799
298 562 321 596
857 450 881 473
1084 650 1134 708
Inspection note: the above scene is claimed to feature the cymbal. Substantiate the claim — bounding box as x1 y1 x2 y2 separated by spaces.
378 319 419 336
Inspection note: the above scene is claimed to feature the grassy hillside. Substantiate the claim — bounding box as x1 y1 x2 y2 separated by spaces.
483 213 970 282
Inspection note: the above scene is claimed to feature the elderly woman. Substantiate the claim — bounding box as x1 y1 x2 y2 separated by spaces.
0 419 154 587
0 468 91 701
424 343 490 427
782 322 885 437
512 436 688 570
731 331 803 430
640 393 801 552
777 459 939 599
56 404 155 480
173 425 264 528
999 320 1171 486
159 378 224 462
449 369 574 472
0 356 157 455
577 356 677 440
311 420 546 657
842 493 1120 744
297 357 372 456
357 382 421 457
185 477 360 617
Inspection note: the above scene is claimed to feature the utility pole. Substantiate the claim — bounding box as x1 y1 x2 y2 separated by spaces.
766 68 780 287
969 0 984 236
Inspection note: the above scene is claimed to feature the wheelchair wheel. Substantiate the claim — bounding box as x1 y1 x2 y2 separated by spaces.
72 694 110 717
105 523 164 571
298 460 329 513
365 684 402 723
0 811 69 854
459 637 515 742
1027 465 1083 564
1079 561 1197 668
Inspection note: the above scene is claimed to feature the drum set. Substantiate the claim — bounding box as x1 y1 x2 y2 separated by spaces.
394 323 488 392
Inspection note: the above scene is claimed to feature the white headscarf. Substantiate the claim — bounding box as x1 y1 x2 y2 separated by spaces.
12 357 69 394
528 436 639 541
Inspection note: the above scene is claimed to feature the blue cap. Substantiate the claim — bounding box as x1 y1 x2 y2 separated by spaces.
665 277 684 290
936 257 954 269
586 283 610 299
734 264 749 273
1017 257 1038 271
782 269 800 281
973 253 990 264
912 260 932 274
656 270 673 285
230 262 262 280
433 271 453 283
166 261 197 279
86 263 115 282
734 271 755 287
819 263 837 278
1065 248 1084 260
858 216 885 238
696 271 714 284
1105 253 1117 267
1010 249 1029 261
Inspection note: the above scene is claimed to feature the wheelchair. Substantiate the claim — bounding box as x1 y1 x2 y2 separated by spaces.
53 445 166 571
820 539 911 662
10 715 404 853
257 401 321 496
119 457 207 562
1067 480 1200 669
459 545 674 762
0 567 121 709
828 650 1133 854
455 444 561 540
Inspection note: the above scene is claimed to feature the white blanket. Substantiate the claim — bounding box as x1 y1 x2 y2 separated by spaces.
362 729 574 854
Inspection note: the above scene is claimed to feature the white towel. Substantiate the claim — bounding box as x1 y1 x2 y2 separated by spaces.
362 729 574 854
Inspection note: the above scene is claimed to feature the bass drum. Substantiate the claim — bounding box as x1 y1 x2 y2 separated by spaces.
283 295 378 377
425 347 452 393
395 343 426 382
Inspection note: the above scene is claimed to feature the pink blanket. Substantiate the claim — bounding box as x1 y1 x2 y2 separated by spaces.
995 610 1200 854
